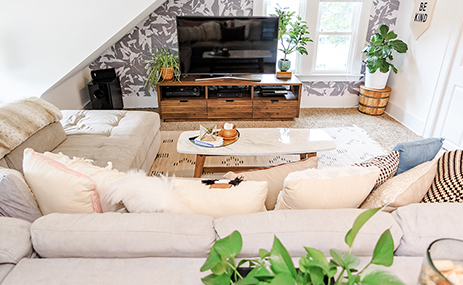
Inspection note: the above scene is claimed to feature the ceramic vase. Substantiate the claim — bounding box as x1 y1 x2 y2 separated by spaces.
364 68 391 89
278 59 291 72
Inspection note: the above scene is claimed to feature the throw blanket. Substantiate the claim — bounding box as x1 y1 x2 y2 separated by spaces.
0 97 63 158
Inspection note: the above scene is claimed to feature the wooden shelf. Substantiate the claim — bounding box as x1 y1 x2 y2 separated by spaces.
156 74 301 121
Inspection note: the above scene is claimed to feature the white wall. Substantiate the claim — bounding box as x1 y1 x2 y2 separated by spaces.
386 0 460 135
0 0 163 108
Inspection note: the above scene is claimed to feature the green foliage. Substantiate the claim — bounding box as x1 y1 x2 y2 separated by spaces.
144 46 181 90
201 208 405 285
362 24 408 74
270 5 313 60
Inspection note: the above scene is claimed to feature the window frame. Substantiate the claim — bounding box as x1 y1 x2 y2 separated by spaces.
253 0 372 79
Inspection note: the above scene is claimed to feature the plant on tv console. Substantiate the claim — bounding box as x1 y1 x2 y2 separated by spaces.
200 207 405 285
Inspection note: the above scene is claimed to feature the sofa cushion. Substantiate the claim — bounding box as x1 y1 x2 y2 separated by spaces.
275 166 379 210
392 138 443 175
422 150 463 203
174 179 268 218
223 157 318 210
0 168 42 222
55 110 161 172
31 213 215 258
360 158 438 212
23 148 103 215
392 203 463 256
0 217 33 264
2 122 66 173
214 209 403 258
353 151 400 188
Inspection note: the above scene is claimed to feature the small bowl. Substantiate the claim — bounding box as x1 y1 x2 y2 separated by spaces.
220 124 237 139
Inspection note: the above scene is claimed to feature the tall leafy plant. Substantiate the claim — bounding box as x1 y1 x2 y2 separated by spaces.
144 46 180 91
200 208 405 285
362 25 408 74
270 5 313 60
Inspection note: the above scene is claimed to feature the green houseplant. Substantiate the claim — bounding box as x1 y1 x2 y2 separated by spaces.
144 46 181 91
200 207 405 285
362 24 408 89
270 5 313 72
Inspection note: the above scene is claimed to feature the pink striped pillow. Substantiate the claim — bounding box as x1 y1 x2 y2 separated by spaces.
23 148 102 215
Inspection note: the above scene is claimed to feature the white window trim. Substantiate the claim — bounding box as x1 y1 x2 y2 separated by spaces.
253 0 372 81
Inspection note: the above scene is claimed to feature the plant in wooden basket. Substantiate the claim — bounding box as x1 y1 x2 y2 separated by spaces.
144 46 180 90
200 208 405 285
270 5 313 72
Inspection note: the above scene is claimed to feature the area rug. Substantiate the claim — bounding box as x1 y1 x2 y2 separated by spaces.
149 126 387 178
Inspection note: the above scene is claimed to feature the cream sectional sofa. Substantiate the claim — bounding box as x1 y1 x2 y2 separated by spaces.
2 203 463 284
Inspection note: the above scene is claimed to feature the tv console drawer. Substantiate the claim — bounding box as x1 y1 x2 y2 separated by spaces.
161 99 207 120
253 99 298 119
207 99 252 119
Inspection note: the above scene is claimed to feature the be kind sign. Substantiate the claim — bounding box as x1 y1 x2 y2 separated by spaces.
410 0 437 40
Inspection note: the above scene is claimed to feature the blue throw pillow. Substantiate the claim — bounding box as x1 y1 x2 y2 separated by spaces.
392 138 444 175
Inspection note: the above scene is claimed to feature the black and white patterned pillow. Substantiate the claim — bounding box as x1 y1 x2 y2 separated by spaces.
422 150 463 203
353 151 400 189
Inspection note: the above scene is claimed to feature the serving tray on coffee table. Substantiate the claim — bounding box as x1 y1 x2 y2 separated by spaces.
189 130 240 148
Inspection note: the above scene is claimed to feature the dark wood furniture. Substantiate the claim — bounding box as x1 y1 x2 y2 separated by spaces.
156 74 302 121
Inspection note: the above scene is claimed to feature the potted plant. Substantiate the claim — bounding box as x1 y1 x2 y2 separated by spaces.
200 208 405 285
144 46 181 91
270 5 313 72
362 24 408 90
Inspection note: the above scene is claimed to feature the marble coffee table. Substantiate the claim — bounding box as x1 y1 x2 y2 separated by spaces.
177 128 335 178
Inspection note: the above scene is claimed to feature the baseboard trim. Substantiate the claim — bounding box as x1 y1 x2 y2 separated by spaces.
385 101 425 136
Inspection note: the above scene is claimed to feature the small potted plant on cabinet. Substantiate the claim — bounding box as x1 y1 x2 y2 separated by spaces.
144 46 181 91
270 5 312 76
362 24 408 90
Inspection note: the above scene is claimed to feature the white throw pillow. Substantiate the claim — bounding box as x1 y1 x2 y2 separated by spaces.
103 171 192 214
174 179 268 218
22 148 102 215
42 152 125 212
275 166 379 210
223 157 318 210
360 158 438 212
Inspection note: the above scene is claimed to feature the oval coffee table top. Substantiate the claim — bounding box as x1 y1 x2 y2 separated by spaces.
177 128 335 156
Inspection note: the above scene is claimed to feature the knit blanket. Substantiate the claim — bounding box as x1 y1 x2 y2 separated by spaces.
0 97 63 158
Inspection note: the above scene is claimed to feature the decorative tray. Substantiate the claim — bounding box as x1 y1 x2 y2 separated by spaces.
189 130 240 148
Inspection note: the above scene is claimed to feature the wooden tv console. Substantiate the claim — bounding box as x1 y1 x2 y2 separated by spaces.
156 74 302 121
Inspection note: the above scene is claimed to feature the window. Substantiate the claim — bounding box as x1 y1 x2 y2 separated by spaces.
256 0 372 77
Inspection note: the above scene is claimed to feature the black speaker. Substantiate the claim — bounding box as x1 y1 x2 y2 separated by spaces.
88 69 123 110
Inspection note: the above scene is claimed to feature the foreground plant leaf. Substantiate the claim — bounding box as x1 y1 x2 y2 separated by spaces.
269 236 297 279
345 208 381 248
330 249 360 269
359 270 405 285
200 247 222 272
371 229 394 267
214 230 242 258
201 272 232 285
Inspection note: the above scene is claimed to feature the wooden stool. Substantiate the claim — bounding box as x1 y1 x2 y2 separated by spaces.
358 84 391 116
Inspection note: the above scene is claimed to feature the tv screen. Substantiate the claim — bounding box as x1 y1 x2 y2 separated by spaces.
176 16 279 76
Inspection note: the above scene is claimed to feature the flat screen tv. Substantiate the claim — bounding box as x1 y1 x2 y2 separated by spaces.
176 16 279 77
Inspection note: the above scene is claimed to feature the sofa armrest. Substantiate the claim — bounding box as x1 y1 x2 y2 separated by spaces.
0 217 33 264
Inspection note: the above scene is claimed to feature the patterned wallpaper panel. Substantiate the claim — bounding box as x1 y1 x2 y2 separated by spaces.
89 0 399 107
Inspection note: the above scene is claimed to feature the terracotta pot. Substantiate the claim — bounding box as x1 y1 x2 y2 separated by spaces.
160 67 173 80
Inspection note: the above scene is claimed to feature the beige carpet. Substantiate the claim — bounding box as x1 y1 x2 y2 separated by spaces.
150 126 388 178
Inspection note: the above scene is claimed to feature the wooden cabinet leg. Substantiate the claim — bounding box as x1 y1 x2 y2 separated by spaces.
194 154 206 178
300 152 316 160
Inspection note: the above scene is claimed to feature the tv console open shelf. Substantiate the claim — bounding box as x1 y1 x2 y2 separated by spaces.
156 74 302 121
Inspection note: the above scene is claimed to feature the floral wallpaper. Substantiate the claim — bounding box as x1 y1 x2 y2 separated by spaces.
89 0 399 107
89 0 252 102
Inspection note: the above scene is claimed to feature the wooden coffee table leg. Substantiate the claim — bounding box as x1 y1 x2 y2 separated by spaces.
194 154 207 178
300 152 317 160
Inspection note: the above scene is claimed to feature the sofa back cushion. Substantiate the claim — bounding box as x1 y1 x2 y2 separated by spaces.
392 203 463 256
0 168 42 222
31 212 216 258
2 122 66 173
0 217 33 264
214 209 403 258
